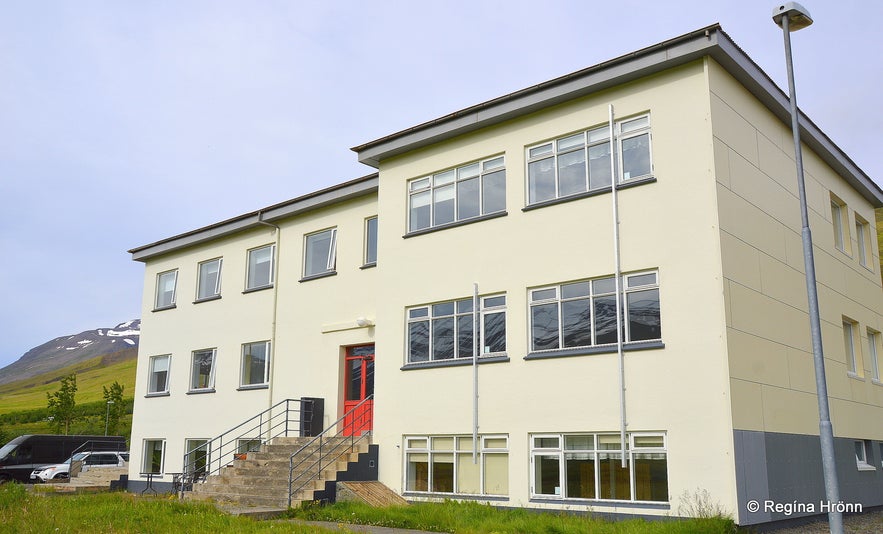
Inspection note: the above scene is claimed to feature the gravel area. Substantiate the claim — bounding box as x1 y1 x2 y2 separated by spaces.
765 509 883 533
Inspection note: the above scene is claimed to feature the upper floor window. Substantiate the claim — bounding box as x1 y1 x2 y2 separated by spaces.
408 156 506 233
154 270 178 310
147 355 170 395
246 244 275 290
530 271 660 353
406 295 506 364
867 329 880 381
830 194 849 253
241 341 270 387
303 228 337 278
190 348 216 391
527 114 652 205
843 318 859 376
196 258 222 301
364 216 378 266
855 215 872 268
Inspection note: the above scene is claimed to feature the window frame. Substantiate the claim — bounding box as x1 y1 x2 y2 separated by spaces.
189 348 217 392
830 195 850 254
195 258 223 302
529 431 668 503
303 227 338 279
855 215 872 269
525 114 652 206
245 244 275 291
407 156 506 234
405 294 507 364
403 434 509 497
528 271 661 354
184 438 210 476
855 439 874 470
154 269 178 310
240 341 271 388
141 439 166 475
868 330 880 382
364 216 378 267
147 355 171 395
843 318 860 377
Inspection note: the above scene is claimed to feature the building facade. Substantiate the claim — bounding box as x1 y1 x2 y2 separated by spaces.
128 25 883 526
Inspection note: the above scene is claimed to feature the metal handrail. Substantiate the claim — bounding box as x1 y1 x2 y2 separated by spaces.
66 439 128 480
287 395 373 506
180 398 308 491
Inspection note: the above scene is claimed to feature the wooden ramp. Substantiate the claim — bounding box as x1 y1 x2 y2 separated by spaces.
336 481 408 507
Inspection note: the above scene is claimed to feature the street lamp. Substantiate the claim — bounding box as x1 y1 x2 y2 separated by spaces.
104 400 115 436
771 4 842 533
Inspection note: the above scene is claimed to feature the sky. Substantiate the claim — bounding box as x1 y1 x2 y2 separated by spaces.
0 0 881 370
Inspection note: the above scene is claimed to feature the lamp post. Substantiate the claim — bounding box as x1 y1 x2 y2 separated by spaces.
771 4 842 533
104 400 114 436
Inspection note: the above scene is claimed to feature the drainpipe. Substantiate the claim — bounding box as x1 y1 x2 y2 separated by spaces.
472 282 479 464
609 104 628 467
257 212 281 436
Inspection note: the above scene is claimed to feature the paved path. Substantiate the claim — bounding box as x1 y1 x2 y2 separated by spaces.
285 520 441 533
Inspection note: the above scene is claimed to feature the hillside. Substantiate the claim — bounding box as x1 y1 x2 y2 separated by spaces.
0 320 140 386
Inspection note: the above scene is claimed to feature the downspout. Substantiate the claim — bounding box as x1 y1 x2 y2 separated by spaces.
609 104 628 468
472 282 479 464
257 212 281 435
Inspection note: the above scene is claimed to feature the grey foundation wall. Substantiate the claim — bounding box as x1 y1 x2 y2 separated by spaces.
734 430 883 525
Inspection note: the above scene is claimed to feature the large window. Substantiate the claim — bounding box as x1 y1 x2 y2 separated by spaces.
843 319 858 375
304 228 337 278
154 270 178 310
246 245 275 290
405 435 508 496
408 156 506 233
527 115 652 205
142 439 166 475
241 341 270 387
147 355 170 395
184 439 209 476
869 330 880 381
830 195 849 253
530 432 668 502
406 295 506 364
530 271 660 352
196 258 222 301
856 216 872 268
190 349 216 391
364 216 378 266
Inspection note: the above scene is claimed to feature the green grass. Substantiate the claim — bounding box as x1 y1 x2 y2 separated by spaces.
0 484 332 534
289 500 737 534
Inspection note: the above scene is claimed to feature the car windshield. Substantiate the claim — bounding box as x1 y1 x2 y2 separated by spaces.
0 442 18 459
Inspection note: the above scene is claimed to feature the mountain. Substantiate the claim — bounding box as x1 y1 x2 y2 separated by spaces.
0 320 140 386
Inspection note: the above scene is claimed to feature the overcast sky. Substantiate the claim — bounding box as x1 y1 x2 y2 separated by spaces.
0 0 880 370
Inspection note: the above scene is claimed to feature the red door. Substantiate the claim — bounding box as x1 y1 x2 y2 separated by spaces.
343 345 374 436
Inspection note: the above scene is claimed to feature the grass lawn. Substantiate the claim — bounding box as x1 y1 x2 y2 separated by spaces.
288 499 738 533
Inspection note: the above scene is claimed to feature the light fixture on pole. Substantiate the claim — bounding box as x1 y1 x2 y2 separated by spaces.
105 400 115 436
771 4 842 533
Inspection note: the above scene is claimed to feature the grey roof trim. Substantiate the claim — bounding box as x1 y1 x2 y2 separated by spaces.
129 174 378 262
352 25 882 207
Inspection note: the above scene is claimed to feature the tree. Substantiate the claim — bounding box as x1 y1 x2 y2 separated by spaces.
46 374 77 434
102 381 125 436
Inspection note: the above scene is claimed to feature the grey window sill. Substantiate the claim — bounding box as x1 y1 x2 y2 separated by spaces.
237 384 269 391
529 497 670 510
299 271 337 283
403 211 507 239
402 355 509 371
524 341 664 360
193 295 221 304
152 304 176 312
144 392 170 398
522 177 656 212
360 262 377 270
243 284 273 294
403 492 509 502
186 388 216 395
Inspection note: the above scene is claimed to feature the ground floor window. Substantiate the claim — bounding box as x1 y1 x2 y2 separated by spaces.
404 435 508 496
184 439 210 475
530 432 667 502
142 439 166 475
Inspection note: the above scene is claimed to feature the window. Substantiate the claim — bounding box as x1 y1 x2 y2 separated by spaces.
527 115 651 205
856 215 872 268
868 330 880 381
406 295 506 363
530 432 668 502
364 216 378 266
241 341 270 387
190 349 216 391
184 439 210 476
408 156 506 232
303 228 337 278
147 355 170 394
142 439 165 474
843 319 859 376
405 435 508 496
855 440 873 470
154 270 178 310
236 439 261 458
530 271 660 353
830 195 848 253
246 245 275 290
196 258 222 301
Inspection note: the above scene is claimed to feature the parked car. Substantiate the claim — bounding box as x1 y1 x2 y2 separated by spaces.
0 435 126 483
30 450 129 482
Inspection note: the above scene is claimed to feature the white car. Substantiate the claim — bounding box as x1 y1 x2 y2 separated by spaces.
30 451 128 482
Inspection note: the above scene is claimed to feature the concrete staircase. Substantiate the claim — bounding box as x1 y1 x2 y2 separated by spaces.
184 436 371 509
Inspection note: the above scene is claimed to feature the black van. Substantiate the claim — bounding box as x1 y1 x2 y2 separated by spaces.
0 434 127 483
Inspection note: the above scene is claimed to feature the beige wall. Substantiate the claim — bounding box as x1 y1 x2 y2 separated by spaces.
710 59 883 441
371 60 738 515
